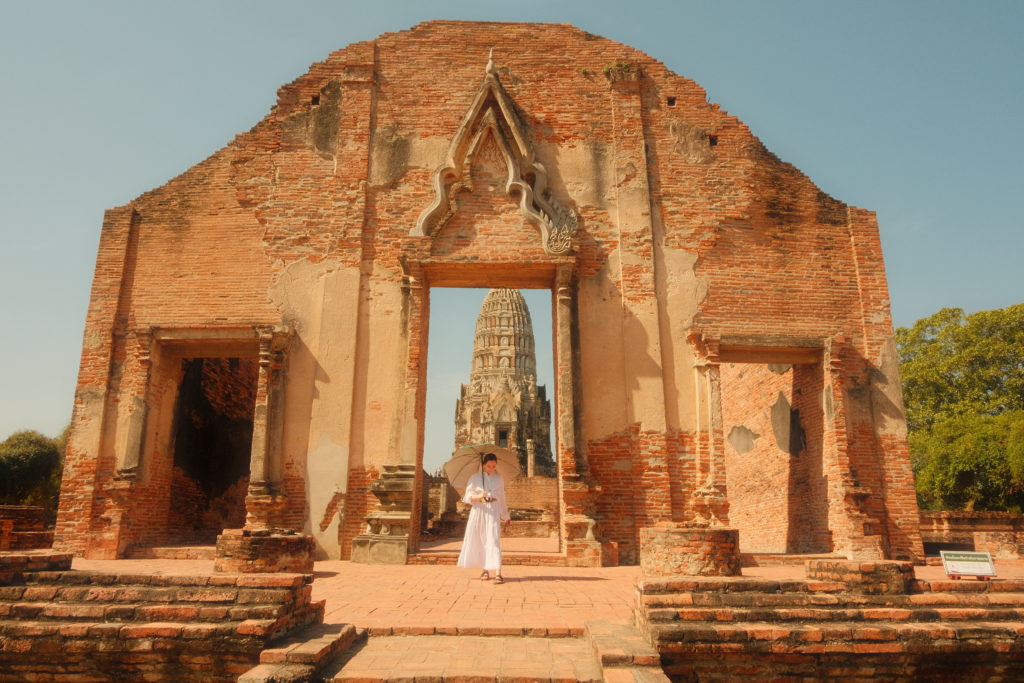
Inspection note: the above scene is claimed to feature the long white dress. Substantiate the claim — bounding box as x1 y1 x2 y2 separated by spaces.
456 471 510 571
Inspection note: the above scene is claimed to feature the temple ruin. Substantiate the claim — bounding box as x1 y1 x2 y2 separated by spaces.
454 288 554 477
53 20 923 568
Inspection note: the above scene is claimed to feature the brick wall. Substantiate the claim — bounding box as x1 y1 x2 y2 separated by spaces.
920 510 1024 558
57 20 920 563
505 476 558 514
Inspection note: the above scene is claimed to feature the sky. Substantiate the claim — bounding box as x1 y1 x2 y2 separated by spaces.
1 1 1021 464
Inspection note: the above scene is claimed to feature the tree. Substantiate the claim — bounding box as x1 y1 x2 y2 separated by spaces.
911 411 1024 511
897 304 1024 510
0 430 63 522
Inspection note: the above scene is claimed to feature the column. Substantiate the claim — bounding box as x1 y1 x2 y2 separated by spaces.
244 327 289 529
554 266 602 566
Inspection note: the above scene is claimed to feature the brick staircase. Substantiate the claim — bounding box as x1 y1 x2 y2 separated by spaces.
0 551 333 682
0 507 53 552
635 560 1024 680
320 621 667 682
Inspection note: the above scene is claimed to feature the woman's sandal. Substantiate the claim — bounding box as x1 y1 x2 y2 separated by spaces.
494 574 504 584
480 571 491 581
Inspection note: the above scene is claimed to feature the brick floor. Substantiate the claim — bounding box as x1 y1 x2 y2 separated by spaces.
70 557 1024 636
326 634 603 682
66 556 1024 680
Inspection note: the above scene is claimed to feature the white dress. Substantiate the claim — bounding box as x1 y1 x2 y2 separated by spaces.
456 472 510 571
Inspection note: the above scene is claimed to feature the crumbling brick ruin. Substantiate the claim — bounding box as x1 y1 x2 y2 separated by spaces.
54 20 922 568
454 288 555 477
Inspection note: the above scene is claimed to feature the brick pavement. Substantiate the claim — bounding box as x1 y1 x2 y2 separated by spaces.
326 634 603 682
71 557 641 634
71 557 1024 636
311 562 641 635
65 556 1024 680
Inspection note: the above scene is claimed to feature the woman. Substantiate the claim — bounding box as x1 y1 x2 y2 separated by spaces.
457 453 511 583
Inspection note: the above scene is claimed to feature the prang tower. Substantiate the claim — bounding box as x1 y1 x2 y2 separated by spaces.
454 289 554 477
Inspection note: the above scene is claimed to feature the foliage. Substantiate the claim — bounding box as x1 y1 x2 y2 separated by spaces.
897 304 1024 510
912 411 1024 511
0 429 64 522
897 305 1024 431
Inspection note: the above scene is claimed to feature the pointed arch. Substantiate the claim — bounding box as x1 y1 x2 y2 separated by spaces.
412 56 578 254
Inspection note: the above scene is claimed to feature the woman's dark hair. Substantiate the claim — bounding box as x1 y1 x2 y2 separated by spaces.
481 453 498 464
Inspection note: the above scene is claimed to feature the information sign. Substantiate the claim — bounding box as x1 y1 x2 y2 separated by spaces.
939 550 997 579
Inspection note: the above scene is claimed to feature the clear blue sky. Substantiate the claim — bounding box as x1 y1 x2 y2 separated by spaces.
2 1 1021 464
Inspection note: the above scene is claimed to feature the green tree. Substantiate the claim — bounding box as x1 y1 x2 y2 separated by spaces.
897 304 1024 510
0 430 63 522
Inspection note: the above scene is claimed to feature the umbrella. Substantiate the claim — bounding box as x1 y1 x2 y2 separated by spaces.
442 444 521 493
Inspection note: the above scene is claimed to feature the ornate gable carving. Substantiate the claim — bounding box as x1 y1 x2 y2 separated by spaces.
412 53 577 255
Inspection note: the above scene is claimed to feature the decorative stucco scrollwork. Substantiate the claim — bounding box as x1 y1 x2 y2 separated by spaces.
412 51 577 255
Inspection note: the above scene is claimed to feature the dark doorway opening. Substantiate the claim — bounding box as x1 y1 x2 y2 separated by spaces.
169 357 257 543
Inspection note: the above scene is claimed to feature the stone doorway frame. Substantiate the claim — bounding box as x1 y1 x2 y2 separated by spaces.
89 325 292 559
694 335 888 562
353 260 602 566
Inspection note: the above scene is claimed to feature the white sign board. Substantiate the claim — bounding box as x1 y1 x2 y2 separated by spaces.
940 550 997 578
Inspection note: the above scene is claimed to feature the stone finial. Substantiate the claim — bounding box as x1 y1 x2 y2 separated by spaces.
486 48 495 75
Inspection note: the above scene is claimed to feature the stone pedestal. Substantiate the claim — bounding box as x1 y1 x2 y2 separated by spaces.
639 523 741 577
562 513 603 567
351 463 416 565
806 559 913 594
244 488 287 531
214 528 314 573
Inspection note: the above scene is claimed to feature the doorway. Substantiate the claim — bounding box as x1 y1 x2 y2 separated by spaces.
720 360 830 555
417 287 559 556
165 357 257 544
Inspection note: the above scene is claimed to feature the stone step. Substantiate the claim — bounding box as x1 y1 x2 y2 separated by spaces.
2 599 289 622
640 588 1024 610
324 634 604 682
239 623 365 683
913 578 1024 593
21 569 311 590
0 550 72 583
0 599 325 638
123 544 218 560
638 577 848 595
0 620 267 682
740 552 845 567
0 561 328 682
645 604 1024 623
0 618 248 639
646 619 1024 649
585 619 669 682
641 576 1024 597
5 583 309 605
660 647 1024 681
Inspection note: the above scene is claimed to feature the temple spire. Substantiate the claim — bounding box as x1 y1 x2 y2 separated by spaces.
453 289 555 477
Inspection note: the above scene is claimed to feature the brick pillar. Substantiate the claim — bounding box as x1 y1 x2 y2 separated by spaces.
845 208 923 561
554 267 601 567
54 207 138 558
691 352 730 526
606 64 673 530
822 337 885 560
244 327 290 530
216 326 308 573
